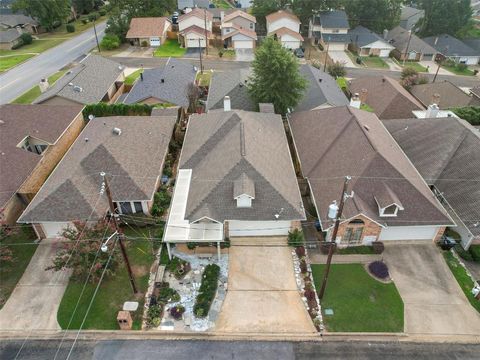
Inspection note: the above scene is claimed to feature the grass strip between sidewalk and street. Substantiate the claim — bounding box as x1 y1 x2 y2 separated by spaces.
11 70 67 104
0 54 36 73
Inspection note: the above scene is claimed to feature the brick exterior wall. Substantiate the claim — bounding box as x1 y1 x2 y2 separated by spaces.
290 220 302 231
334 214 382 245
433 226 446 243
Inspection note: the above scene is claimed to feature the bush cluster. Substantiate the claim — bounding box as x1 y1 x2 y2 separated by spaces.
99 9 107 16
450 106 480 126
83 103 153 118
157 284 180 304
146 304 163 328
66 24 75 33
288 228 305 247
327 61 346 78
166 256 191 279
295 246 306 257
169 305 185 320
372 241 385 254
11 33 33 50
151 188 171 217
470 246 480 262
368 261 389 280
454 244 474 262
193 264 220 318
88 12 99 22
100 34 120 50
220 238 231 249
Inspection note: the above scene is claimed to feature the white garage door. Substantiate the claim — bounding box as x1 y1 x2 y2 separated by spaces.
328 43 346 51
41 222 74 238
379 49 391 57
150 37 160 47
234 40 253 49
186 38 206 48
379 226 438 241
229 220 292 237
282 41 301 49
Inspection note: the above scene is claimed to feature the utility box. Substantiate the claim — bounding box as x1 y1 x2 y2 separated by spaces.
117 310 133 330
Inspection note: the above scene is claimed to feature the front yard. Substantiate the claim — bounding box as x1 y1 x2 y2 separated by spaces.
403 62 428 72
311 264 404 332
11 70 66 104
360 56 388 69
0 54 36 72
154 39 186 58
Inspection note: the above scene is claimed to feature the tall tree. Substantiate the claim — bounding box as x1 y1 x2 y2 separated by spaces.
251 0 291 30
292 0 343 24
248 37 307 114
12 0 71 31
417 0 472 37
72 0 95 15
344 0 402 33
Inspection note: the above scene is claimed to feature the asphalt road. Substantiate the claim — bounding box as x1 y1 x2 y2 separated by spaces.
0 21 106 104
1 339 479 360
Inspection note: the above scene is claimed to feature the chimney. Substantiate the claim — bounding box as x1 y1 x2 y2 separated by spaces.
350 93 361 109
39 78 49 93
432 92 440 105
223 96 231 111
220 11 225 21
359 88 368 103
383 29 388 40
434 36 438 45
425 104 439 118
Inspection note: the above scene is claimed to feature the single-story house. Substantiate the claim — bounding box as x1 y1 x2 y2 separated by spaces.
163 106 305 256
266 10 303 49
0 104 84 225
126 17 172 47
0 28 22 50
34 54 125 106
386 26 438 61
423 34 480 65
289 106 453 245
0 13 39 34
178 7 213 48
384 117 480 249
410 81 480 109
123 58 197 107
18 115 176 239
349 75 425 119
206 68 255 111
221 10 256 49
309 10 350 50
347 25 395 57
295 64 349 112
399 6 424 31
463 38 480 53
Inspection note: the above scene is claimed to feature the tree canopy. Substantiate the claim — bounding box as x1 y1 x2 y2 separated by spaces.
344 0 402 33
248 37 307 114
12 0 71 31
416 0 472 37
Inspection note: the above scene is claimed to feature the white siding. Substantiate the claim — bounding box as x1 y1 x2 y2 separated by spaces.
379 49 391 57
41 222 74 238
268 18 300 33
229 220 292 237
327 42 346 51
179 16 212 32
379 226 439 241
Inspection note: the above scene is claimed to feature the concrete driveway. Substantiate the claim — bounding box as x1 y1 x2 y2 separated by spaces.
215 238 316 333
329 51 356 68
384 244 480 335
235 49 254 62
0 238 71 331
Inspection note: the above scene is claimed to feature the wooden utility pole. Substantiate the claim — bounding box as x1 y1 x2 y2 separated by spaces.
204 9 209 56
101 172 139 294
93 18 101 53
402 30 412 66
433 61 441 83
318 176 351 300
323 42 330 72
198 39 203 73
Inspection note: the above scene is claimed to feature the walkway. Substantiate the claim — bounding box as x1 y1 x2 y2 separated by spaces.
309 249 382 264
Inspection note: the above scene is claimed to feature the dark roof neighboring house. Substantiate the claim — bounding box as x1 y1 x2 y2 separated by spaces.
123 58 196 107
462 38 480 52
295 64 349 112
206 68 255 112
320 32 350 43
18 115 176 223
317 10 349 29
179 110 305 222
0 13 38 28
126 17 171 39
410 81 480 109
399 6 424 30
386 26 438 54
289 106 452 228
348 25 394 49
34 55 124 105
0 27 20 43
0 104 83 209
384 117 480 238
423 34 479 57
349 75 425 119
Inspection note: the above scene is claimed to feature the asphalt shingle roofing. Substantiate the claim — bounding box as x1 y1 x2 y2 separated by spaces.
126 17 170 38
348 25 394 48
423 34 479 57
317 10 349 29
0 13 37 27
386 26 437 54
410 81 480 109
19 115 176 223
179 110 305 222
123 58 196 107
289 106 452 228
34 55 124 105
384 117 480 237
0 28 21 42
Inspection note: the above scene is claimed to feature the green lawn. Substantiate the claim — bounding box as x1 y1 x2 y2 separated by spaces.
11 70 67 104
196 70 212 87
0 54 36 72
441 63 475 76
154 39 186 58
360 103 374 112
403 62 428 72
443 251 480 313
336 77 348 91
212 0 234 9
0 226 38 309
311 264 404 332
125 69 143 86
361 56 388 69
57 225 162 330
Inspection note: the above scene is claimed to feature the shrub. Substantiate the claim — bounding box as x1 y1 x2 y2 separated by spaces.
469 245 480 262
218 49 224 58
193 264 220 318
151 190 171 217
11 41 23 50
100 34 120 50
450 106 480 126
66 24 75 33
146 304 163 327
401 67 418 79
99 9 107 16
170 305 185 320
166 256 191 279
20 33 32 45
163 166 173 178
368 261 389 280
141 40 149 47
84 104 153 118
327 61 346 78
187 242 198 250
304 288 316 301
372 241 385 254
454 244 473 261
157 286 180 304
336 245 375 255
300 259 308 274
220 238 231 249
81 18 88 24
417 76 429 85
295 246 306 257
456 63 468 72
88 13 99 22
288 228 304 247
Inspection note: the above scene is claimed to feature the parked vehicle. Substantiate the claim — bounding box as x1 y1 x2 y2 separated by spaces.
294 48 304 58
439 235 457 250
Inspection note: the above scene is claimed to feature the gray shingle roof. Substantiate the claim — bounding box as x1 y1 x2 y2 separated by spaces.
410 81 480 109
179 110 305 222
423 34 479 57
18 115 176 222
317 10 349 29
123 58 196 107
384 117 480 237
289 106 452 228
348 25 394 48
206 68 255 112
0 28 21 42
34 55 124 105
386 26 438 54
463 38 480 52
400 6 424 20
0 13 38 27
295 65 349 112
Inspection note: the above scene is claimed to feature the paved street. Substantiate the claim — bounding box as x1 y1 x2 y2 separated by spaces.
0 339 479 360
0 22 106 104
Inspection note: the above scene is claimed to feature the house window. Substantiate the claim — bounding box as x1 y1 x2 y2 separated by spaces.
344 227 363 244
226 28 230 33
383 205 397 215
34 144 48 155
120 202 133 214
18 137 48 155
249 23 254 29
133 202 143 213
349 219 365 225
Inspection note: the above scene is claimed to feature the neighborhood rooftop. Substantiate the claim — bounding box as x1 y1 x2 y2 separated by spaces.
316 10 349 29
410 81 480 109
126 17 171 39
423 34 479 57
386 26 438 54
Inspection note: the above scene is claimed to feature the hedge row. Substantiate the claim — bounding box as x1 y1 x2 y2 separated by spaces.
83 103 153 118
451 106 480 126
193 264 220 318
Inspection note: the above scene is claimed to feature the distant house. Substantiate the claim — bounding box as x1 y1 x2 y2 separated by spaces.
221 10 256 49
236 0 252 8
34 55 125 106
18 115 176 239
0 13 39 34
266 10 303 49
385 26 438 61
206 68 255 111
178 7 213 48
0 28 21 50
0 104 84 225
289 106 453 245
347 26 394 57
295 64 349 112
349 75 425 119
462 38 480 53
399 6 424 30
410 81 480 109
384 117 480 249
423 34 480 65
208 8 242 25
126 17 172 47
178 0 210 10
123 58 197 107
309 10 350 50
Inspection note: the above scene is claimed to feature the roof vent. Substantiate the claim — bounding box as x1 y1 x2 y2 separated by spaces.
0 120 4 125
161 78 165 83
73 85 83 92
68 82 73 86
66 70 72 75
118 65 123 70
318 78 323 82
112 127 122 136
85 137 89 142
363 125 370 131
239 82 244 87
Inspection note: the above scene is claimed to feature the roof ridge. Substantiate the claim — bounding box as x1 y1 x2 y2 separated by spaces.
433 126 470 182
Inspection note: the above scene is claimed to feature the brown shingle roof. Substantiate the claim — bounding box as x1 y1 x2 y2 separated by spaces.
0 104 83 208
223 10 256 24
178 7 213 23
349 76 425 119
289 106 452 228
265 10 300 25
126 17 171 39
180 24 212 36
267 26 304 41
222 28 257 40
410 81 480 109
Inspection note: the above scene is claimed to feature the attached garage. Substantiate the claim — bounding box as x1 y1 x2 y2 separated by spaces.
379 48 391 57
186 36 206 48
40 222 75 238
149 37 161 47
379 226 439 241
229 220 292 237
232 33 255 49
328 42 346 51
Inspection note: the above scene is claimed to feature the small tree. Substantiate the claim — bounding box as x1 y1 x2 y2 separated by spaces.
186 82 200 113
20 33 33 45
401 67 418 80
66 23 75 33
288 228 305 247
100 34 120 50
327 61 346 78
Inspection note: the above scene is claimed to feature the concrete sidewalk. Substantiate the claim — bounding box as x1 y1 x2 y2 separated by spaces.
309 249 382 264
